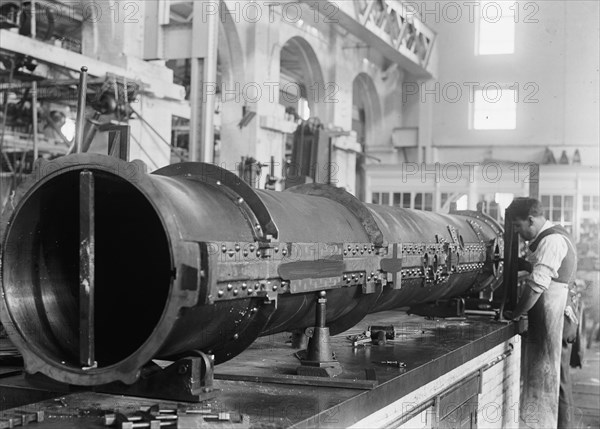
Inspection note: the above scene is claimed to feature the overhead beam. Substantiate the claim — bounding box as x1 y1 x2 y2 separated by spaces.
0 30 185 101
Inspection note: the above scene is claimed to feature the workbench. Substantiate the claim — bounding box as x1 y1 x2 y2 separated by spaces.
0 311 523 428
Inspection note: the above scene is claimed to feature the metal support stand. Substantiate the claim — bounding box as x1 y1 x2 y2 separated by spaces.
98 351 219 403
296 291 343 377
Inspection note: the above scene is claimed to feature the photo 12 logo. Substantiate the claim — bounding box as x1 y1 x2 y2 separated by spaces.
402 81 539 104
402 1 540 24
400 162 539 184
199 1 339 24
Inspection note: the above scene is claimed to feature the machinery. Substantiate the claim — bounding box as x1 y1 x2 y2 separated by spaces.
0 151 504 389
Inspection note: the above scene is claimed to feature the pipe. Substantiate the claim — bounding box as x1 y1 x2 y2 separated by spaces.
0 154 504 386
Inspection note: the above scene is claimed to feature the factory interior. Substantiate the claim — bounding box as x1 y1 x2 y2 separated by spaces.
0 0 599 428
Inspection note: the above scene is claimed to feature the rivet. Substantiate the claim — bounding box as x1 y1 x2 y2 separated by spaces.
343 251 348 256
359 273 364 278
251 307 258 314
233 333 239 340
272 284 278 291
216 180 221 185
235 244 240 251
233 289 238 296
351 274 356 279
218 290 224 297
343 274 347 280
274 247 279 253
352 250 357 255
249 244 255 252
227 283 233 291
255 283 260 290
243 250 248 257
237 197 244 204
228 250 235 257
256 250 261 257
282 248 288 256
221 245 227 253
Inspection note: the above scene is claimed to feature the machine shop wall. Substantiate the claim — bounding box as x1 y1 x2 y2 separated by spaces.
428 0 599 165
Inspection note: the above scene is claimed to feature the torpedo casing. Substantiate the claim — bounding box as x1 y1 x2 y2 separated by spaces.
0 154 503 385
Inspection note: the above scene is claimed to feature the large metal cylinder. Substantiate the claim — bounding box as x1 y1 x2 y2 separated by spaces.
0 154 503 386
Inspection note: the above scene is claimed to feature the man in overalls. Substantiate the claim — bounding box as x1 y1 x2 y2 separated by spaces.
505 197 578 429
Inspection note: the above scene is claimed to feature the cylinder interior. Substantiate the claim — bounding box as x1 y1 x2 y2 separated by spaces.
2 170 172 367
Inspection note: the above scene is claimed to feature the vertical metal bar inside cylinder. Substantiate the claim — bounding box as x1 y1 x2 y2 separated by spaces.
79 170 95 367
75 66 88 153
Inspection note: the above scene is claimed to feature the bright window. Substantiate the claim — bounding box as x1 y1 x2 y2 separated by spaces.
477 1 515 55
372 192 432 210
472 88 516 130
582 195 599 212
541 195 574 233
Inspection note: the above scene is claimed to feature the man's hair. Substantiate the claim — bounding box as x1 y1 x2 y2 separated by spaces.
507 197 545 220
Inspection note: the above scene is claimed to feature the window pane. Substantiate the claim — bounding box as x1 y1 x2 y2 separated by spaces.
403 193 411 208
553 196 562 209
372 193 380 204
382 193 390 205
425 193 433 211
583 196 590 211
393 193 402 206
552 209 561 221
441 193 449 207
564 209 573 222
473 89 516 130
478 2 515 55
415 193 423 210
564 195 574 208
542 195 550 209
